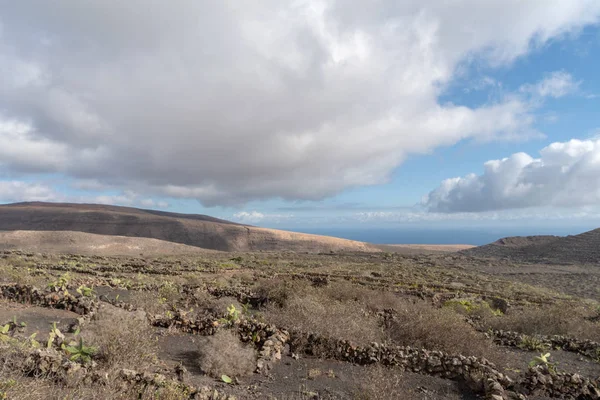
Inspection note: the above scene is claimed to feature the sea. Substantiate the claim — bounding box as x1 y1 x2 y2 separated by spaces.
279 227 594 246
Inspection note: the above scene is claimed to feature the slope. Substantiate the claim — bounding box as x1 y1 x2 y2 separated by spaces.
0 202 375 253
461 229 600 264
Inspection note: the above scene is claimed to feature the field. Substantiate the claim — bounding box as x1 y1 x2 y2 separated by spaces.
0 249 599 399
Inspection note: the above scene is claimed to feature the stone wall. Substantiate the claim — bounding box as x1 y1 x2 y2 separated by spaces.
2 283 599 399
490 329 600 361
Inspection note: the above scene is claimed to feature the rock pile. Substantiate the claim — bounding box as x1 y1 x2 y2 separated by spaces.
0 284 98 319
148 308 220 335
119 369 236 400
238 320 290 373
518 366 600 399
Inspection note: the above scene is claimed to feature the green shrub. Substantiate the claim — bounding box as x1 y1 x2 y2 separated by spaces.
518 335 549 352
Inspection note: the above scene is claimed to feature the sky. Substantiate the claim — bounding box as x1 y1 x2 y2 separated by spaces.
1 1 600 242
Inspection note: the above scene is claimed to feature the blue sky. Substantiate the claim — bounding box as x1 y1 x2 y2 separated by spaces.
2 2 600 243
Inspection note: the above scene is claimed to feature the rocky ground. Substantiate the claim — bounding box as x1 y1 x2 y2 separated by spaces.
0 249 599 399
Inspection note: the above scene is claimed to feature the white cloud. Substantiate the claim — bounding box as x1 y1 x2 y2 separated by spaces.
91 192 169 209
232 211 266 223
139 199 170 209
424 139 600 212
0 2 599 205
463 76 501 93
589 127 600 140
519 71 580 98
0 181 169 209
0 181 60 203
353 208 600 223
232 211 294 224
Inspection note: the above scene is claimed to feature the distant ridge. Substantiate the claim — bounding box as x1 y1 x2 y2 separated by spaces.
0 230 215 256
3 201 239 225
0 202 375 253
461 228 600 264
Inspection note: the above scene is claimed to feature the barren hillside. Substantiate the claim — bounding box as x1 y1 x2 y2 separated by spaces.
461 229 600 264
0 202 376 253
0 230 217 256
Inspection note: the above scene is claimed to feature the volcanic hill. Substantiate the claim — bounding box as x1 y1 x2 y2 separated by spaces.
461 228 600 264
0 202 375 253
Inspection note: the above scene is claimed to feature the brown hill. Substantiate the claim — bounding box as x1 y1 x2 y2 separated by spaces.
0 230 216 256
0 202 376 253
461 229 600 264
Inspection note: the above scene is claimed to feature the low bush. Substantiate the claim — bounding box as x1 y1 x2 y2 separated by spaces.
444 298 503 318
351 365 407 400
321 281 405 312
486 304 600 341
81 306 158 370
253 278 312 307
196 330 256 379
263 288 384 346
384 300 508 367
128 290 168 315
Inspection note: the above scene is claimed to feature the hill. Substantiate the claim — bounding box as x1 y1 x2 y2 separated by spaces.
0 230 216 256
461 228 600 264
0 202 375 253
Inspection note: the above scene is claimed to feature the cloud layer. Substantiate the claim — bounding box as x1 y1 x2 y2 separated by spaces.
1 1 599 205
424 139 600 212
0 180 168 209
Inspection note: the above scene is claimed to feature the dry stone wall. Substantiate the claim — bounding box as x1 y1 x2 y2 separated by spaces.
490 329 600 361
2 283 600 399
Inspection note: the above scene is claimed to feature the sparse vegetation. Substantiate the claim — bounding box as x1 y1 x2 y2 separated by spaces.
518 335 549 352
385 300 508 366
0 247 599 399
352 366 407 400
63 337 97 363
263 286 385 346
196 330 256 379
81 307 158 370
529 352 557 374
485 303 600 341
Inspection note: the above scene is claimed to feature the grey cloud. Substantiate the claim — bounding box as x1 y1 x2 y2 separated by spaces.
424 139 600 212
1 1 599 205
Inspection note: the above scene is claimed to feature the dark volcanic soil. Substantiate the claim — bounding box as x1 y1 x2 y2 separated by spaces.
157 329 479 400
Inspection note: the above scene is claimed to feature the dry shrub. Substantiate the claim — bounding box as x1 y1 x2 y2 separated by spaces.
253 278 312 307
82 305 158 370
352 365 407 400
385 300 507 366
0 263 37 286
128 290 168 315
0 341 185 400
321 281 404 312
204 296 242 316
0 343 31 377
180 288 213 310
0 374 192 400
263 288 384 346
486 304 600 341
197 330 256 378
182 290 242 316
